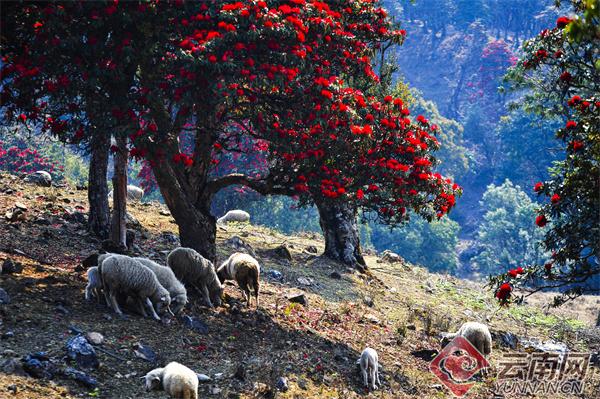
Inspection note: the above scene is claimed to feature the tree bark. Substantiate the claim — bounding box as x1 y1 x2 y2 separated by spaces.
315 199 366 270
152 158 217 262
110 135 128 249
87 132 110 239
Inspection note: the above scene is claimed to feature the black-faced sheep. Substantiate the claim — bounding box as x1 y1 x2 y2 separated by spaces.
101 255 171 320
217 252 260 307
359 347 381 390
216 210 250 225
143 361 198 399
441 321 492 358
166 247 223 308
134 257 188 314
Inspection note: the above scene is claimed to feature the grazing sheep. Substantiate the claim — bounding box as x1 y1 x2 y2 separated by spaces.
441 321 492 358
101 255 171 320
167 247 223 308
216 210 250 225
217 252 260 307
359 347 381 390
84 266 103 303
134 257 188 314
108 184 144 202
143 361 198 399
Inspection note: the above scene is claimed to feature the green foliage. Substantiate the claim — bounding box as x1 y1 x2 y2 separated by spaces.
366 214 461 273
472 180 547 276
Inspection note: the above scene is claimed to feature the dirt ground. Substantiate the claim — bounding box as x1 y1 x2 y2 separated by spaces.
0 172 598 398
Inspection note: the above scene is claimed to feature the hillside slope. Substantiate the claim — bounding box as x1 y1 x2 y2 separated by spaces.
0 172 598 398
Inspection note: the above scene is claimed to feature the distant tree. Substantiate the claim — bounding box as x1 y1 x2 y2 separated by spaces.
472 180 547 276
492 1 600 304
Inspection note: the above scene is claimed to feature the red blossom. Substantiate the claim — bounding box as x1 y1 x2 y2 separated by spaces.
535 214 548 227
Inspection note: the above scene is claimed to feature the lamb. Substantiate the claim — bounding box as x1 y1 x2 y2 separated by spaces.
216 209 250 225
134 257 188 314
359 347 381 390
101 254 172 320
217 252 260 307
84 266 103 303
167 247 223 308
108 184 144 202
441 321 493 358
143 361 198 399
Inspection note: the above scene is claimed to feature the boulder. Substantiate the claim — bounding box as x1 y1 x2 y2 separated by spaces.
65 335 99 369
25 171 52 187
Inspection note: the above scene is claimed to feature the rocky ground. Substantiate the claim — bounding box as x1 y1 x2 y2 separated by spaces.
0 171 599 398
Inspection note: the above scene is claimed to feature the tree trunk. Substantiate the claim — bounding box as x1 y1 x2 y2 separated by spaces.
315 199 366 270
110 135 128 249
87 132 110 239
151 159 217 262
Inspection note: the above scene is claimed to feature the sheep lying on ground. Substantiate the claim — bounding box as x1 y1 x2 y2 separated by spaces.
359 347 381 390
144 361 198 399
217 252 260 307
216 210 250 225
84 266 103 303
108 184 144 202
101 254 171 320
441 321 492 358
134 257 188 314
167 247 223 308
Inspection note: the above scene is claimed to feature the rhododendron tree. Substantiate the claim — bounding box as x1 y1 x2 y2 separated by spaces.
491 1 599 304
0 141 64 177
1 0 460 266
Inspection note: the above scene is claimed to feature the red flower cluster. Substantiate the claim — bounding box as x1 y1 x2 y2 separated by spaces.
507 267 524 278
556 16 572 29
496 283 512 302
535 214 548 227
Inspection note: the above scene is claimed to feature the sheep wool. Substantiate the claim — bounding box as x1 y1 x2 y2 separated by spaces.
108 185 144 202
101 255 171 320
134 257 188 314
216 209 250 225
359 347 381 390
144 361 198 399
167 247 223 308
84 266 103 302
217 252 260 307
443 321 492 358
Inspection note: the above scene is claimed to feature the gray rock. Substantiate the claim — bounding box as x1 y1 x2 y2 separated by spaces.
379 250 403 264
224 235 256 257
2 331 14 339
161 232 179 244
197 373 212 383
1 358 25 376
363 296 374 307
276 376 289 392
329 271 342 279
7 384 17 394
22 352 55 379
266 270 283 280
85 332 104 346
182 316 209 335
2 259 23 274
0 288 10 305
268 245 292 261
25 171 52 187
65 335 99 369
55 304 69 315
133 342 157 363
288 293 308 306
297 277 314 286
62 367 98 388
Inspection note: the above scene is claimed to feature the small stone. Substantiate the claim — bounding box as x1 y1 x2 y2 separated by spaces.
3 349 16 356
0 288 11 305
210 387 222 395
85 332 104 346
363 296 374 307
25 171 52 187
103 314 112 321
197 373 211 383
1 358 25 376
276 376 289 392
306 245 318 254
65 335 99 369
182 316 209 335
2 331 14 340
363 314 380 325
297 378 308 390
288 293 308 306
213 373 224 380
55 304 69 315
406 324 416 331
329 271 342 279
297 277 314 286
159 209 171 216
133 342 157 363
2 259 23 274
62 367 98 388
14 202 27 210
7 384 17 394
266 270 283 280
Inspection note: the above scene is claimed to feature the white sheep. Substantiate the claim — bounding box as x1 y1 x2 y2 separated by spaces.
217 252 260 307
101 254 172 320
167 247 223 308
143 361 198 399
359 347 381 390
441 321 493 358
84 266 103 303
134 257 188 314
216 210 250 225
108 184 144 202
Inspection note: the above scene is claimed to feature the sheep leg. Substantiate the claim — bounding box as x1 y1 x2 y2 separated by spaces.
200 284 214 308
108 290 124 316
84 285 92 301
371 365 378 390
254 281 260 308
375 362 381 388
135 297 148 318
144 298 160 321
361 364 368 388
